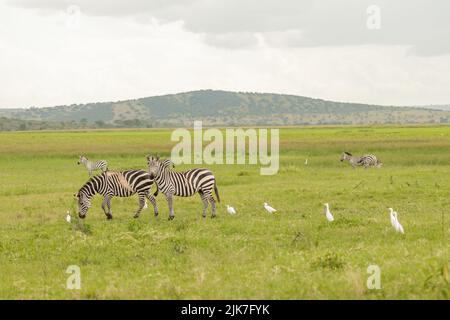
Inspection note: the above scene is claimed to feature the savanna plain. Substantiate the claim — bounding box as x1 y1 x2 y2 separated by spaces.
0 125 448 299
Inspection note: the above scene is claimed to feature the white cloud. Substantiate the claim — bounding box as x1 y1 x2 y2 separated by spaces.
8 0 450 55
0 0 450 108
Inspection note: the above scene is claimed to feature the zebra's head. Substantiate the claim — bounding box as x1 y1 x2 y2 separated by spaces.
77 155 87 165
146 155 174 179
75 191 91 218
340 152 352 161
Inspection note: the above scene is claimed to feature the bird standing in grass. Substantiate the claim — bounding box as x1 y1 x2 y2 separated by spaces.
226 205 236 215
264 203 277 213
66 211 71 223
389 208 396 228
324 203 334 222
393 211 405 234
388 208 405 234
305 158 308 165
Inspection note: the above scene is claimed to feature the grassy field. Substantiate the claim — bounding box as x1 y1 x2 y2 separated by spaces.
0 125 449 299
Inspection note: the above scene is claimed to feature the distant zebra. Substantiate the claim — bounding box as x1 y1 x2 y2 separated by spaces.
75 170 158 220
340 152 383 169
147 155 220 220
78 155 108 177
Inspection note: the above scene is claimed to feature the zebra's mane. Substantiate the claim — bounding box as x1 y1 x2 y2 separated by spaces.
159 159 175 170
78 173 104 196
147 155 174 171
163 159 174 166
78 180 93 197
344 152 352 156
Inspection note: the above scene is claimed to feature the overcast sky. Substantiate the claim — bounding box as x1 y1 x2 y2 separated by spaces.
1 0 450 108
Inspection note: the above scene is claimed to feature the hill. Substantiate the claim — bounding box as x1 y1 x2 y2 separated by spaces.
0 90 449 129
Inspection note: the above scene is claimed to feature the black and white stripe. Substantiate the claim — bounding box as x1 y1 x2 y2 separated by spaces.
75 170 158 219
340 152 382 168
78 155 108 177
147 155 220 220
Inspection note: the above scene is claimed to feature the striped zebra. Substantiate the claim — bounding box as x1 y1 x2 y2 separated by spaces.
78 155 108 177
146 155 220 220
75 170 158 220
340 152 383 169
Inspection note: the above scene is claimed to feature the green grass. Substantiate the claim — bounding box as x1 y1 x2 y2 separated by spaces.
0 125 449 299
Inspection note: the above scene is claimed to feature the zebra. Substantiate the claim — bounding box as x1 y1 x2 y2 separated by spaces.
146 155 220 220
75 170 158 220
340 152 383 169
78 155 108 177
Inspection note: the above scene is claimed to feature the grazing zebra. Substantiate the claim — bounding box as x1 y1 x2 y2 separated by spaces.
340 152 383 169
75 170 158 220
146 155 220 220
78 155 108 177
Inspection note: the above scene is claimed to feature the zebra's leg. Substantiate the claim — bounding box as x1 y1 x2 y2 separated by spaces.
133 193 146 218
166 193 175 220
101 197 108 214
146 193 159 217
209 196 216 218
199 192 209 218
102 196 113 220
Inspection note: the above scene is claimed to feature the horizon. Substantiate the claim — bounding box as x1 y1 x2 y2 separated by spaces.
1 89 449 111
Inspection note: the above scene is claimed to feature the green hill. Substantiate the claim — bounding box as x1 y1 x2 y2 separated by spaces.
0 90 449 129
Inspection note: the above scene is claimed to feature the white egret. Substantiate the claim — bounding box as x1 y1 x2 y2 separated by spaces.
305 159 308 165
393 211 404 234
324 203 334 222
226 205 236 215
264 203 277 213
66 211 71 223
388 208 397 228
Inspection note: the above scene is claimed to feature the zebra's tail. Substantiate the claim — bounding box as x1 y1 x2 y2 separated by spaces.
214 181 220 203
